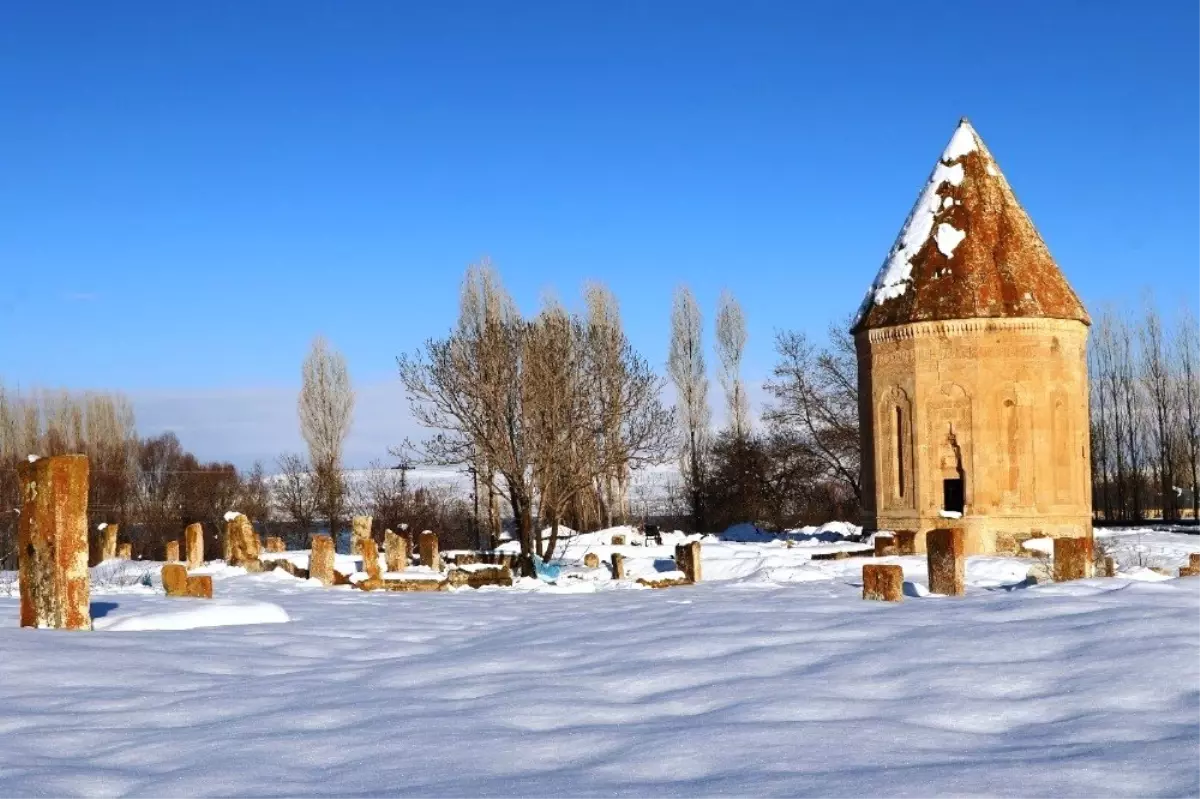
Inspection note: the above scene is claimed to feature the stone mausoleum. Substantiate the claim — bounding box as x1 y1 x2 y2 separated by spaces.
853 119 1092 555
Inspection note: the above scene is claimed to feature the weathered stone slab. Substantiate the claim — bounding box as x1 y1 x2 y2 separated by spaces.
611 534 626 545
636 575 691 589
894 530 917 555
674 541 702 582
165 541 180 562
419 530 441 571
351 515 372 556
874 535 897 557
185 575 212 599
162 564 188 596
445 566 513 589
1053 537 1093 582
226 513 261 569
309 535 336 587
18 454 92 630
384 529 409 572
100 524 117 561
862 564 904 602
610 553 625 580
926 528 965 596
360 538 381 581
185 523 204 568
584 553 600 568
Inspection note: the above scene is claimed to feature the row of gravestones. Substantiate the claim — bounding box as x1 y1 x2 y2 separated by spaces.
863 529 1112 602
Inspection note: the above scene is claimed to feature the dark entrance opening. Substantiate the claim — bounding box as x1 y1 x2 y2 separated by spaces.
943 478 965 514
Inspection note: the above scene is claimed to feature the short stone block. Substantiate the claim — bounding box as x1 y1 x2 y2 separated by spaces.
874 535 897 557
185 575 213 599
1053 537 1093 582
419 530 441 571
926 528 965 596
611 534 626 546
1104 555 1115 577
1191 553 1200 571
185 523 204 568
610 553 625 580
100 525 118 562
309 535 336 587
265 536 286 553
584 553 600 568
18 454 92 630
162 564 188 596
165 541 180 562
862 564 903 602
894 530 917 555
117 543 132 560
384 529 409 572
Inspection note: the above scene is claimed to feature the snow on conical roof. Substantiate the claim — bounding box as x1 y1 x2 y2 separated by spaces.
852 118 1089 333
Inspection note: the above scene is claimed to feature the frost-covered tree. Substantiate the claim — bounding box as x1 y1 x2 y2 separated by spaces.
668 285 711 531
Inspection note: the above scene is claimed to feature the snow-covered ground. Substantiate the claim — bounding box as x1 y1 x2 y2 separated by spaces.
0 526 1197 797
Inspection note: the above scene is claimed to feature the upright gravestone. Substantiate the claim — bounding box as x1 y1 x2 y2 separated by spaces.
862 564 904 602
351 516 373 557
1053 537 1093 582
18 454 92 630
310 535 336 587
165 540 180 562
100 523 118 561
894 530 918 555
674 541 702 583
185 523 204 568
226 513 261 570
265 536 286 553
117 542 132 560
926 528 965 596
419 530 441 571
384 529 408 572
162 564 188 596
360 538 381 580
610 553 625 580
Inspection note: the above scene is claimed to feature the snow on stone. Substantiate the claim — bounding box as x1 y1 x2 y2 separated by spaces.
934 222 966 257
25 454 38 463
96 522 108 531
942 118 979 160
223 510 242 522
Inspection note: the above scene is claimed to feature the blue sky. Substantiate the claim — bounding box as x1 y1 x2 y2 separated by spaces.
2 1 1197 467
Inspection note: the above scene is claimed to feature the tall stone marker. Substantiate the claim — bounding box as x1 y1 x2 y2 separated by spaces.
351 515 373 557
165 540 180 562
419 530 441 571
18 454 92 630
360 538 381 581
862 564 904 602
1053 537 1093 582
185 523 204 568
674 541 702 583
100 523 118 561
310 535 336 586
384 529 408 572
926 528 965 596
226 513 261 570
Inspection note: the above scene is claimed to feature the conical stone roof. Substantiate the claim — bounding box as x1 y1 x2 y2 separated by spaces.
852 119 1089 333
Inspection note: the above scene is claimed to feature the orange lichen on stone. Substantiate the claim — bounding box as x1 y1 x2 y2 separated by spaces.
874 535 897 557
185 575 213 599
18 455 92 630
165 541 180 562
360 538 381 581
674 541 702 583
419 531 441 571
927 528 965 596
185 523 204 568
862 564 904 602
162 564 188 596
384 529 408 572
309 535 336 587
351 516 372 556
1053 537 1093 582
226 514 261 569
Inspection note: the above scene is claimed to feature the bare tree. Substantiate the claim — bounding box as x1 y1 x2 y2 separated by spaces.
298 335 355 538
667 285 710 531
1177 306 1200 520
274 453 318 536
1139 296 1178 519
763 320 861 502
715 289 749 440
